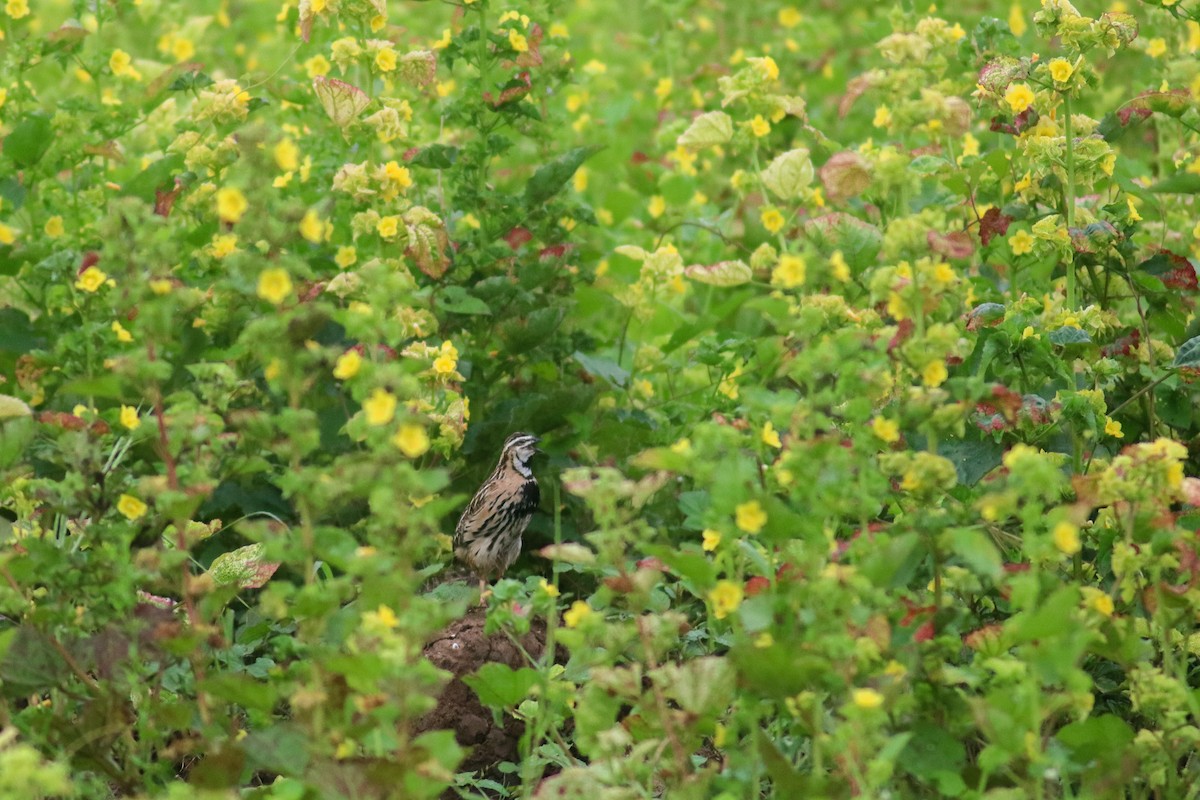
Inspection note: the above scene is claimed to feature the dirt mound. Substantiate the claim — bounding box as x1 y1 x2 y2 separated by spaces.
418 606 546 772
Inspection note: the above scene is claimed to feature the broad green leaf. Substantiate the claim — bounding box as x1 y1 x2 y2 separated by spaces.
676 110 734 151
572 351 629 386
120 154 185 202
684 260 752 287
1173 335 1200 368
438 285 491 315
657 656 735 715
761 148 814 200
4 114 53 168
463 663 540 708
1047 326 1091 346
525 145 604 206
206 543 280 589
1147 172 1200 194
899 721 967 780
946 527 1003 580
409 144 459 169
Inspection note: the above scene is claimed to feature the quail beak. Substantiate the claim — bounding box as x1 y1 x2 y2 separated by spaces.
531 436 543 455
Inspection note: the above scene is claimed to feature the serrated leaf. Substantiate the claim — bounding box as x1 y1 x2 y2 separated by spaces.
1173 336 1200 369
684 260 752 287
206 544 279 590
676 111 734 151
761 148 814 201
525 145 603 206
463 663 540 708
409 145 459 169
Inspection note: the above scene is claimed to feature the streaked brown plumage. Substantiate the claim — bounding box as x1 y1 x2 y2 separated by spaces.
454 432 540 588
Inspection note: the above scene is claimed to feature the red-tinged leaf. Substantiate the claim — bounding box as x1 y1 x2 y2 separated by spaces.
744 576 770 597
900 601 936 627
206 543 279 590
1117 105 1152 126
963 624 1004 650
80 252 100 272
978 207 1013 246
154 179 183 218
312 76 370 128
505 227 533 250
684 260 752 287
1002 562 1031 574
819 151 871 202
485 71 532 107
539 243 573 260
513 24 544 68
965 303 1006 332
913 619 935 642
887 319 914 352
928 230 974 260
1101 328 1140 358
990 107 1038 136
37 411 88 431
636 557 667 572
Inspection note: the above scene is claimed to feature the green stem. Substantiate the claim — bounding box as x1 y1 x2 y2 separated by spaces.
1063 93 1078 309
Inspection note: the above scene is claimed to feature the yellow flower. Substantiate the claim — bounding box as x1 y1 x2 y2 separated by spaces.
1126 197 1141 222
701 529 721 552
708 580 743 620
961 133 980 157
735 500 767 534
119 405 140 431
548 22 568 38
1082 587 1114 617
830 250 850 282
761 207 786 234
333 350 362 380
377 216 400 239
304 54 331 78
1048 57 1074 84
1052 521 1081 555
216 187 248 223
871 417 900 444
749 115 771 137
873 105 892 128
778 7 801 27
563 600 594 627
299 209 325 243
257 268 293 305
210 233 239 259
117 494 148 520
922 360 948 388
432 354 457 376
648 195 666 219
0 222 15 245
508 29 528 53
654 77 673 102
771 254 806 288
1009 230 1035 255
362 604 399 633
109 49 135 77
1146 38 1167 59
274 139 300 172
335 246 357 269
43 216 64 238
363 388 397 426
75 266 108 293
375 48 397 72
1004 83 1035 113
851 688 884 710
1104 418 1123 438
761 421 782 449
392 424 430 458
1008 2 1027 36
754 632 774 648
538 578 560 597
5 0 29 18
111 320 133 343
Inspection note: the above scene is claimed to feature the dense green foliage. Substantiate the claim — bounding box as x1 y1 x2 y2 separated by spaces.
3 0 1200 797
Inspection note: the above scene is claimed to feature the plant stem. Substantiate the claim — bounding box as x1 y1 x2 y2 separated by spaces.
1063 93 1078 309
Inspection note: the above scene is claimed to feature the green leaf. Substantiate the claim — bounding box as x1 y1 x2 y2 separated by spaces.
1047 326 1091 346
463 663 540 708
761 148 814 200
946 528 1002 580
0 395 32 420
0 178 25 211
755 728 811 795
1146 172 1200 194
899 721 967 780
199 672 277 713
524 145 604 206
241 724 311 776
1173 335 1200 368
657 656 735 715
438 285 491 315
938 435 1004 486
684 260 752 287
4 114 53 168
676 110 734 150
1056 715 1134 763
572 351 629 387
168 71 215 92
409 145 459 169
120 154 185 202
